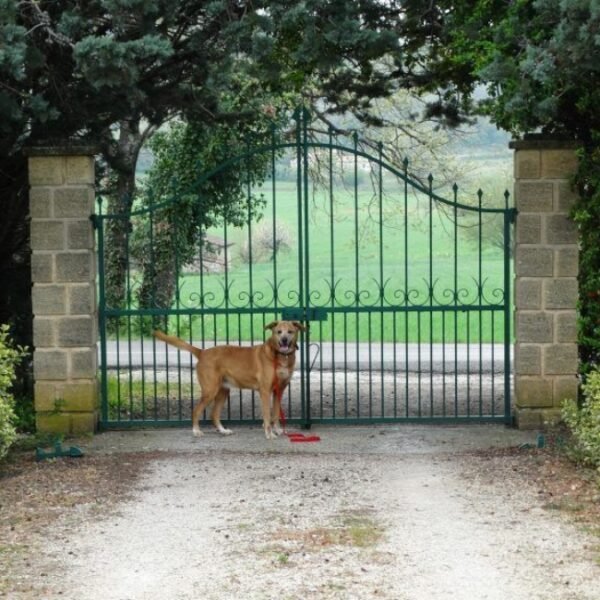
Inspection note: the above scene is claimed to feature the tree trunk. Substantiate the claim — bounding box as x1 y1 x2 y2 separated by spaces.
103 119 143 309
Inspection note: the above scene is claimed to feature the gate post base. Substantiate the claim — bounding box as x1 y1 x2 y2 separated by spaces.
514 407 562 430
26 145 99 435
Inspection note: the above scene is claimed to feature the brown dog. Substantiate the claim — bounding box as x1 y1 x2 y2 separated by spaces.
153 321 306 439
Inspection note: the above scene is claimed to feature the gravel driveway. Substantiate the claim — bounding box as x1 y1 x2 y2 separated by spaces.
4 425 600 600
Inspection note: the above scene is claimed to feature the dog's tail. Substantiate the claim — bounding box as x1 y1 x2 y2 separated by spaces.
153 330 203 360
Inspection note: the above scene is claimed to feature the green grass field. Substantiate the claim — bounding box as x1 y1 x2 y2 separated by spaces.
111 172 514 344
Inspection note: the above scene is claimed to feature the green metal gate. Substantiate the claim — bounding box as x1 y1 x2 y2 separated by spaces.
94 108 516 429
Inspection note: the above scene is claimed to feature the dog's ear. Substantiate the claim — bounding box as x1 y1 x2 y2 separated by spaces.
264 321 278 331
292 321 307 332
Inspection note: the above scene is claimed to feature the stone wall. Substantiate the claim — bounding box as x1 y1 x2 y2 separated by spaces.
511 139 580 428
26 147 99 434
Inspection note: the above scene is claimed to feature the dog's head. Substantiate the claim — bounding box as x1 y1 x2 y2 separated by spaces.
265 320 306 354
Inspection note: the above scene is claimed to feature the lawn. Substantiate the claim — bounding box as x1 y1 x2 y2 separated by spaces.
167 177 511 343
105 156 514 344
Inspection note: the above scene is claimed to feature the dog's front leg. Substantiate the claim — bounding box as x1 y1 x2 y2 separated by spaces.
271 390 284 436
259 388 275 439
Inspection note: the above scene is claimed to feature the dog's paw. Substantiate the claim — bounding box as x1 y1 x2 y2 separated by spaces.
272 423 283 436
192 428 203 438
264 426 275 440
217 427 233 436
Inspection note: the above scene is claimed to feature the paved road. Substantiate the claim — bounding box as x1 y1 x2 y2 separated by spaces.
101 340 512 374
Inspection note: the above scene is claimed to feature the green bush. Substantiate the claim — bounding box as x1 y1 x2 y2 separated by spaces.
0 324 27 460
562 370 600 470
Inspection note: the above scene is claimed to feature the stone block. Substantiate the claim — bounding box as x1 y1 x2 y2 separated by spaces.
553 376 579 407
33 317 56 348
70 349 97 378
544 278 578 310
30 220 64 251
56 253 92 282
516 312 553 343
514 408 545 430
63 381 98 411
29 188 52 218
557 181 578 212
31 254 54 283
70 412 98 434
545 214 578 245
515 344 542 375
68 284 95 314
540 408 563 427
515 279 542 309
54 187 95 217
516 214 542 244
515 407 562 429
516 182 553 212
67 220 94 249
555 247 579 277
544 344 578 375
515 150 541 179
515 247 553 277
34 350 69 380
32 284 67 315
36 413 71 434
541 149 578 178
66 156 95 185
29 156 65 186
555 312 577 343
34 382 62 412
515 377 553 408
57 317 94 347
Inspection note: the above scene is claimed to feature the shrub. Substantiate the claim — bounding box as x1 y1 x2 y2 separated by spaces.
562 370 600 470
0 325 27 460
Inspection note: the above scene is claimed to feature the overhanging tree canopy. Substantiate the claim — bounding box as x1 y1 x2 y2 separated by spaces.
1 0 472 337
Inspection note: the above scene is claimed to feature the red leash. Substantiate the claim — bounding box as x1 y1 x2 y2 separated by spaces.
272 354 320 443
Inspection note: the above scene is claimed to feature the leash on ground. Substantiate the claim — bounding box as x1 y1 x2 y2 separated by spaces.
272 354 320 443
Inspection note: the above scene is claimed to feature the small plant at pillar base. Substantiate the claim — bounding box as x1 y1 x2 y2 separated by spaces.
562 368 600 471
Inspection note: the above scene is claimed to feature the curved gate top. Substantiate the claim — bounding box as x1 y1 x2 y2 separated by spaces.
94 108 516 429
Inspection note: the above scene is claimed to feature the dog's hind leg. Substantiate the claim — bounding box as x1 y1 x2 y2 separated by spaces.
191 393 214 437
211 388 233 435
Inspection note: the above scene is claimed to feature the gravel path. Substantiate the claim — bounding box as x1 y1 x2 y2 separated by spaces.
11 426 600 600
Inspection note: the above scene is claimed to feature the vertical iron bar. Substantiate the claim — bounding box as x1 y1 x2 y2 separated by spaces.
368 312 373 417
403 158 410 418
453 185 459 417
503 192 513 423
353 132 360 418
378 143 385 419
302 108 311 427
329 127 336 420
271 126 279 312
173 210 182 423
478 189 483 416
125 210 134 422
294 109 307 426
96 210 109 425
491 311 496 417
148 192 158 420
428 174 434 416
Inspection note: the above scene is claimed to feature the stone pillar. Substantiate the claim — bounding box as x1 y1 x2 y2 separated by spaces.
26 146 99 434
511 139 580 429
